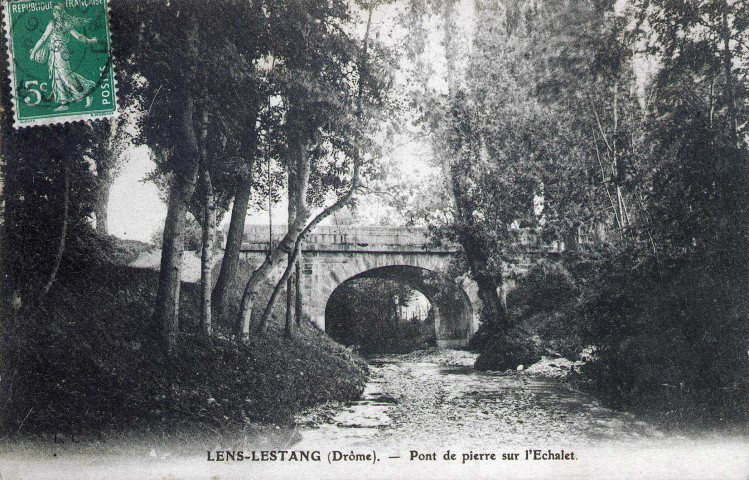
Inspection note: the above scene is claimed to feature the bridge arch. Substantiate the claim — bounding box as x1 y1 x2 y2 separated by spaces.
322 265 475 348
304 253 480 347
237 225 483 346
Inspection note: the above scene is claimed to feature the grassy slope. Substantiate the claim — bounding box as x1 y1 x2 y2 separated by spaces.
474 257 749 430
1 243 367 435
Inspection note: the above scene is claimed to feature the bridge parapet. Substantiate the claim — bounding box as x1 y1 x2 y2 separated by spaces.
237 224 566 255
240 224 458 253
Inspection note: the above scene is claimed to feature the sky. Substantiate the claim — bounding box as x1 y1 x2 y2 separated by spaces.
107 1 447 243
107 134 439 243
106 0 657 244
107 146 166 242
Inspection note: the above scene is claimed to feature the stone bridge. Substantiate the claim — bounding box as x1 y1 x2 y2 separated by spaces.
236 225 562 347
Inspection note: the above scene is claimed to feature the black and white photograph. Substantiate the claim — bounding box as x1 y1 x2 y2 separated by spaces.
0 0 747 478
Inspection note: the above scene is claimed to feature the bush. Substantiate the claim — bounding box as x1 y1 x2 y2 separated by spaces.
574 255 749 429
0 261 367 435
507 259 578 318
473 325 542 371
473 259 584 367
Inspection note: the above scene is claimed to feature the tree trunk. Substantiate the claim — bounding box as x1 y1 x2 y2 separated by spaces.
446 111 509 330
284 258 295 339
257 153 362 335
199 119 215 336
295 253 303 327
439 0 509 331
153 185 190 356
251 2 373 337
212 163 253 321
236 121 311 337
42 163 69 297
153 96 200 357
722 11 737 145
457 216 509 331
456 224 510 330
212 89 260 320
93 177 110 235
235 214 308 337
284 162 299 339
200 176 215 335
442 0 457 98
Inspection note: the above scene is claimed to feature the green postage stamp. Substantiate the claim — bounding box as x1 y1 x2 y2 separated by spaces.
3 0 117 128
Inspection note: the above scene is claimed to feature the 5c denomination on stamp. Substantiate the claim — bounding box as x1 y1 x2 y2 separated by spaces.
3 0 117 128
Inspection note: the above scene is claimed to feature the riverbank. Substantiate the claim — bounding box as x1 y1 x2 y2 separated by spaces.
0 254 368 439
291 350 748 480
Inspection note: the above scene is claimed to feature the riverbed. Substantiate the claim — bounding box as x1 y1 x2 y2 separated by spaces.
298 351 663 449
1 350 747 479
290 350 749 479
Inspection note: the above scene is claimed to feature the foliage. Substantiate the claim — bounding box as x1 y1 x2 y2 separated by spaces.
0 261 366 434
574 254 749 428
507 260 579 318
473 326 542 372
502 259 585 360
326 278 436 354
2 0 747 436
1 124 100 300
567 0 749 428
149 215 214 252
112 0 266 160
399 0 748 428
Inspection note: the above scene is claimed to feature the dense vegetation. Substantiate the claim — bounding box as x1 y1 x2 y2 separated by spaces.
488 253 749 429
393 0 748 430
326 278 436 353
0 239 366 435
0 0 383 436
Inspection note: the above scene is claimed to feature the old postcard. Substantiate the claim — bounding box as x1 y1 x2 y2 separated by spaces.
0 0 747 479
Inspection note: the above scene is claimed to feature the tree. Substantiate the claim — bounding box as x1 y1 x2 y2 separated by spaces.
236 0 392 337
406 0 546 331
0 108 114 437
401 0 649 333
210 90 263 324
112 0 266 356
629 0 748 261
191 88 265 334
1 125 99 305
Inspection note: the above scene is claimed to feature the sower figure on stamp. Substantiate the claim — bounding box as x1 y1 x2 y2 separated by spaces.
29 3 98 112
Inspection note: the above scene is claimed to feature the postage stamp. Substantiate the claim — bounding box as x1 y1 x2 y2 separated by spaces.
3 0 117 128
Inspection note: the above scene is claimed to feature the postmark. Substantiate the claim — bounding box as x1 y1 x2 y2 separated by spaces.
3 0 117 128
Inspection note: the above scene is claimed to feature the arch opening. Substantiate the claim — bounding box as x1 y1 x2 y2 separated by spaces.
323 265 474 350
326 278 436 353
